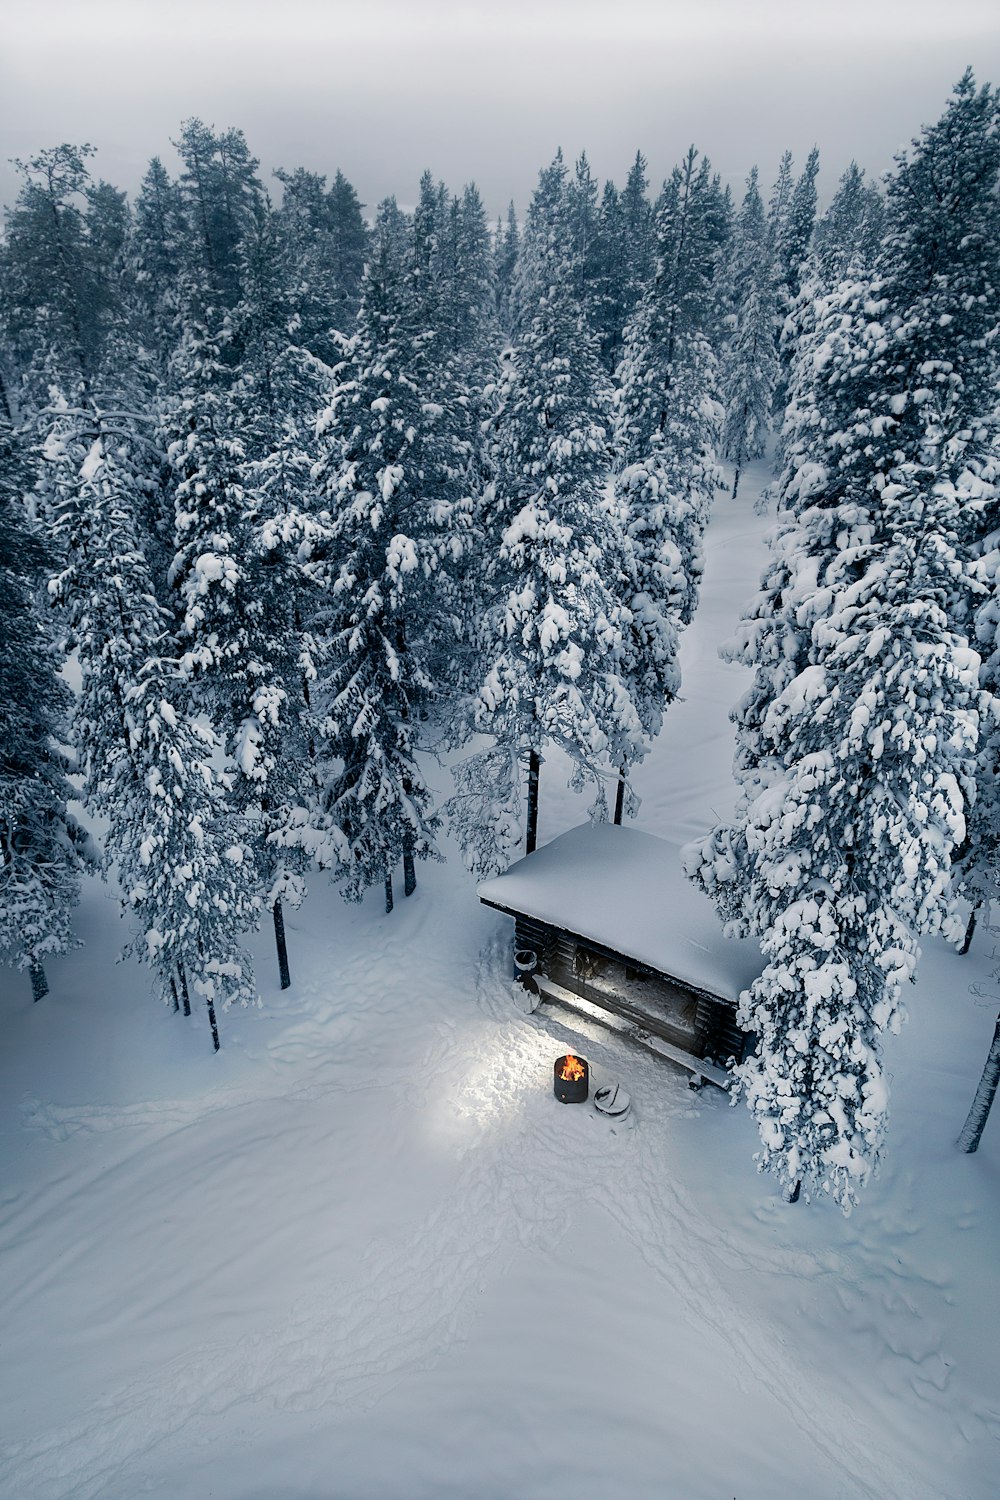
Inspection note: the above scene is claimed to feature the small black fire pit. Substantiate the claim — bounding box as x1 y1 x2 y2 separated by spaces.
553 1053 589 1104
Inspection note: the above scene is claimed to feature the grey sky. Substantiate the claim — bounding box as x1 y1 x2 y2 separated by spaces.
2 0 998 217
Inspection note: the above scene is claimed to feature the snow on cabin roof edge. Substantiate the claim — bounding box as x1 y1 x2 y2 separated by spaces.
477 822 761 1005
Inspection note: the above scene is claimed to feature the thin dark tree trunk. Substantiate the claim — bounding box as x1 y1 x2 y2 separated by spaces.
178 963 191 1017
29 963 48 1002
170 974 180 1013
403 850 416 897
205 990 220 1053
272 900 291 990
526 750 540 855
385 873 394 915
732 466 741 499
614 765 627 826
960 905 980 956
957 1008 1000 1154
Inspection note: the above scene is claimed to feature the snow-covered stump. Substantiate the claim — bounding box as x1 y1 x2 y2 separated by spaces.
272 901 291 990
29 963 48 1003
957 1009 1000 1154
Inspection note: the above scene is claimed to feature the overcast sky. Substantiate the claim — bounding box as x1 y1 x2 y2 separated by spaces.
2 0 999 217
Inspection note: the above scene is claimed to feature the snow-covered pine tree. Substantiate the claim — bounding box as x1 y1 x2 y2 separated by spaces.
172 120 264 307
594 179 626 376
0 144 120 410
450 154 644 875
686 71 1000 1207
165 267 315 985
227 203 342 984
812 163 884 286
273 165 369 360
47 410 258 1047
774 163 883 482
309 199 472 909
0 419 90 1000
771 148 820 413
720 168 779 497
766 150 794 256
567 152 604 331
414 173 500 674
614 147 725 760
495 202 520 334
621 151 655 304
327 170 370 333
777 148 820 305
165 281 250 692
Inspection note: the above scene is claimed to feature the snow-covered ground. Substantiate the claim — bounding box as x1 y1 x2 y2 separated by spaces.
2 459 998 1500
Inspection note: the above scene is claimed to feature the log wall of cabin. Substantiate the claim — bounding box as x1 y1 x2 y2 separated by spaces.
513 915 748 1065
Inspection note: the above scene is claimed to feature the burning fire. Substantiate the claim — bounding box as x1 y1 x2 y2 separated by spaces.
558 1053 586 1083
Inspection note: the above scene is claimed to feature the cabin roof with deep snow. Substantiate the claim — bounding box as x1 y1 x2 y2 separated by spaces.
478 822 762 1005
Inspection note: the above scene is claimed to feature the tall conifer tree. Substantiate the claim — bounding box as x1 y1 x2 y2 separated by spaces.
450 155 643 874
687 73 1000 1205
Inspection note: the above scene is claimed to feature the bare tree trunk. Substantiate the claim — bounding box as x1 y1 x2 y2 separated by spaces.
613 765 626 826
170 974 180 1013
385 872 394 915
272 900 291 990
29 963 48 1003
526 750 540 855
178 963 191 1017
205 990 220 1053
957 1008 1000 1154
732 467 741 499
403 850 416 897
960 904 980 956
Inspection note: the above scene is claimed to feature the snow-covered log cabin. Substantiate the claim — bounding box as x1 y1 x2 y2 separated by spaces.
478 823 762 1089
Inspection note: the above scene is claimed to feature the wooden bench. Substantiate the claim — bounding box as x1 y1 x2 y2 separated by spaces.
531 970 732 1091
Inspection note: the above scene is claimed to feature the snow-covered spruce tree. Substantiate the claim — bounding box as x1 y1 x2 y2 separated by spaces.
309 200 473 910
164 270 316 987
409 173 500 701
613 148 725 771
273 165 369 359
771 148 820 414
132 156 186 361
812 163 885 287
776 148 820 306
47 414 258 1047
686 72 1000 1208
0 420 90 1000
766 150 795 255
172 120 264 308
0 144 127 414
774 164 884 483
227 204 343 983
450 155 644 876
594 152 655 376
494 202 519 335
720 169 779 497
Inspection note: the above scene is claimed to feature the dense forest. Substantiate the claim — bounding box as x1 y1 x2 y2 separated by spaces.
2 73 998 1206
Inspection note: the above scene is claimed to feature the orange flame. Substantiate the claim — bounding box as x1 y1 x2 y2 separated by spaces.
558 1054 585 1082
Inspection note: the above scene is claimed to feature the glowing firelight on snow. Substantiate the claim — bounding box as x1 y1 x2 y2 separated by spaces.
558 1053 586 1083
